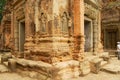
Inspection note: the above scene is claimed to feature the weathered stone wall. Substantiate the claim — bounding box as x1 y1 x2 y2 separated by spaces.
0 2 11 50
84 1 103 53
11 0 25 54
73 0 85 61
25 0 35 36
24 0 73 64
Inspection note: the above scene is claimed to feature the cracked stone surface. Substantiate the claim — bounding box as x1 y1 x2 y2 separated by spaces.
0 64 37 80
102 64 120 73
101 57 120 73
0 65 9 72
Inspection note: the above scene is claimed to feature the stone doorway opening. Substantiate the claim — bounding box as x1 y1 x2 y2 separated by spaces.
19 21 25 53
84 19 93 52
105 29 118 50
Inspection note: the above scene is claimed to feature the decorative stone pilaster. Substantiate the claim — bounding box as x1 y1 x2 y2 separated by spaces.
10 11 14 51
24 0 36 58
35 0 40 32
97 41 104 53
14 20 19 52
73 0 85 61
118 27 120 41
117 7 120 40
0 22 4 50
93 19 104 54
93 13 103 53
73 35 85 61
93 20 98 54
97 12 104 53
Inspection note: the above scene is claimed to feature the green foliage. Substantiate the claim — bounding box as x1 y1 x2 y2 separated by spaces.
0 0 7 22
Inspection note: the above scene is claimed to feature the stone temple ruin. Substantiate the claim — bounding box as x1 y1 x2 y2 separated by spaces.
0 0 110 80
101 0 120 53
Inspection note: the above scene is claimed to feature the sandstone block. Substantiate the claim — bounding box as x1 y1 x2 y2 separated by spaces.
1 53 12 63
8 59 16 71
80 60 90 76
90 58 102 74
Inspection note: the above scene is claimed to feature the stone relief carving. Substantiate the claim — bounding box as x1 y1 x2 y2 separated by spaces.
25 0 35 36
62 13 68 32
85 3 97 19
54 16 59 29
68 18 72 36
41 14 46 32
39 12 47 34
16 7 25 20
61 12 70 34
5 33 11 49
31 22 36 35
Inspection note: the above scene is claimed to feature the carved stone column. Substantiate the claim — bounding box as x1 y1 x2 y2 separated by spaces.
1 22 4 50
97 11 103 53
118 25 120 41
25 1 31 37
25 0 35 37
35 0 40 32
14 20 19 52
93 20 98 54
117 6 120 41
73 0 85 61
24 0 35 57
10 11 14 51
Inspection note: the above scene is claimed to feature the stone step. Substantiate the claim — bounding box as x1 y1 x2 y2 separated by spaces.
100 61 108 67
90 58 103 74
0 64 9 73
101 64 120 74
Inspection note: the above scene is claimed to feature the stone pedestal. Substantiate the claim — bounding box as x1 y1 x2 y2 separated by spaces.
52 60 80 80
80 60 90 76
8 59 16 72
90 58 102 74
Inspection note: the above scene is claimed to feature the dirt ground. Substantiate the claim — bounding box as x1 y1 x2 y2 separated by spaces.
0 71 119 80
77 71 120 80
0 73 37 80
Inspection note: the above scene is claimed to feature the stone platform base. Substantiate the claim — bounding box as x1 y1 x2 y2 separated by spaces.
1 51 110 79
8 58 81 80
